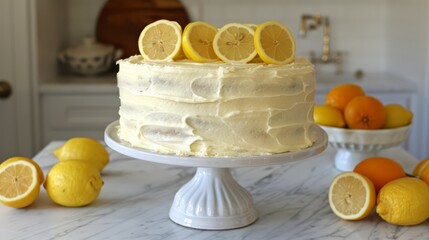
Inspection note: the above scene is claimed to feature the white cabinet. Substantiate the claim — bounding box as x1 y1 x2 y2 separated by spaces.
31 1 122 150
39 81 119 146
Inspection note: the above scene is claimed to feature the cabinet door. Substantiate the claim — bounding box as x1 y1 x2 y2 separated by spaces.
0 0 16 160
41 94 119 146
0 0 32 160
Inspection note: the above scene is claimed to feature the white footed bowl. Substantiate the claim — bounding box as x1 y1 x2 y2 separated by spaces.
321 125 411 171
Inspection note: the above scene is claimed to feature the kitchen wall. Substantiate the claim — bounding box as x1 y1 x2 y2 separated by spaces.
385 0 428 83
385 0 429 159
67 0 388 75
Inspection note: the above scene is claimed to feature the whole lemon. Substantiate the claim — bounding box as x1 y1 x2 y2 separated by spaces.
376 177 429 225
44 160 104 207
54 137 109 172
313 105 346 128
383 104 413 128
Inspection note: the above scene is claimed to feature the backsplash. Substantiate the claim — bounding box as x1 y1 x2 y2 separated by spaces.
66 0 389 74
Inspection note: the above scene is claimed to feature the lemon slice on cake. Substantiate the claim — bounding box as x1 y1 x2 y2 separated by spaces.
213 23 257 64
329 172 376 220
245 23 258 30
182 21 219 62
138 19 183 61
0 160 41 208
254 21 296 64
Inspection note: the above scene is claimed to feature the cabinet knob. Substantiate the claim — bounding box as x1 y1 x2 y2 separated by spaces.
0 80 12 99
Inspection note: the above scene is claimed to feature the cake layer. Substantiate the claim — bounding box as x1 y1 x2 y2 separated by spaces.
117 55 317 157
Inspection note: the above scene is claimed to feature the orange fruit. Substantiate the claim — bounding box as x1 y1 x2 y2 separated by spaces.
419 165 429 185
325 83 365 112
344 96 386 129
413 158 429 177
354 157 406 193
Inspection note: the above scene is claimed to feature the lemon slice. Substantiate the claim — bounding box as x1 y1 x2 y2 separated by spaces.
329 172 376 220
213 23 257 64
254 21 296 64
1 156 44 185
245 23 258 30
244 24 264 63
138 19 182 61
182 21 219 62
0 160 40 208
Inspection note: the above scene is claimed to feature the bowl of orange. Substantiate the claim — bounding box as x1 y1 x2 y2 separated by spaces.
315 83 413 171
321 125 411 171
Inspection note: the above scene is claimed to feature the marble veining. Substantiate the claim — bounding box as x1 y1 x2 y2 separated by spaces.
0 142 428 239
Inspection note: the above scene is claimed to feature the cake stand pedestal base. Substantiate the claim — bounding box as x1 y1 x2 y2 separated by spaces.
169 168 257 230
104 120 328 230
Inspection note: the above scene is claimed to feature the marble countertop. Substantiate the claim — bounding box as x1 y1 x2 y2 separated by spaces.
1 142 428 239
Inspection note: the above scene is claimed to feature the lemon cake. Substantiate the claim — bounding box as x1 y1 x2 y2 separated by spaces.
116 55 317 157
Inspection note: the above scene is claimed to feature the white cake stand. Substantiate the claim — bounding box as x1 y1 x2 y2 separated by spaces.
105 120 328 230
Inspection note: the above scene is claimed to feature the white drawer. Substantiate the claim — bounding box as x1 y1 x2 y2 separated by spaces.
41 93 119 145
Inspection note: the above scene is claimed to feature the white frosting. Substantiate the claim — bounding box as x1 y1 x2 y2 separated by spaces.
117 55 317 157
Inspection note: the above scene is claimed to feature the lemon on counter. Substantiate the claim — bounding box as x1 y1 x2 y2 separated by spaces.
1 156 44 185
314 105 346 128
329 172 376 220
254 21 295 64
0 160 41 208
383 104 413 129
213 23 257 64
54 137 109 172
376 177 429 225
44 160 104 207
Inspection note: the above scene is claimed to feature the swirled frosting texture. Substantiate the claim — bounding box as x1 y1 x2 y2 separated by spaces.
117 55 317 157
